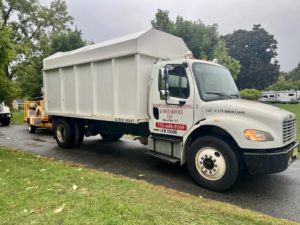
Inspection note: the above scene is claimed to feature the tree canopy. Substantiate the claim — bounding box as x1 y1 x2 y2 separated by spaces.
223 25 280 90
266 63 300 91
287 61 300 81
151 9 240 79
0 0 86 100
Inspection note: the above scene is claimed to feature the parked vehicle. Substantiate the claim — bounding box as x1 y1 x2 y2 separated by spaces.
260 90 300 103
24 98 52 133
43 29 299 191
0 102 11 126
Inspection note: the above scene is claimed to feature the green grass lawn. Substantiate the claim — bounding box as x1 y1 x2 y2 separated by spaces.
11 110 24 124
274 104 300 140
0 147 296 225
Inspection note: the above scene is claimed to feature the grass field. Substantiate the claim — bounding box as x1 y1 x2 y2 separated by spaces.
0 147 297 225
11 110 24 124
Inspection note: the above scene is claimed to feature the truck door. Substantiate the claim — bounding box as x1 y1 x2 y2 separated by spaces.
149 64 195 137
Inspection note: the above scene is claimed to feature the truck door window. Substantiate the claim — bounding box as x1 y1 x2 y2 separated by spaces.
159 65 189 99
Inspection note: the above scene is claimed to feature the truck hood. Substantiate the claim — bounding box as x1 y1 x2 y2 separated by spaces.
202 99 297 148
203 99 295 122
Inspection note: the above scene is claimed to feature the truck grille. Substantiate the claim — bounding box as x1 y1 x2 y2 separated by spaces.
283 119 296 143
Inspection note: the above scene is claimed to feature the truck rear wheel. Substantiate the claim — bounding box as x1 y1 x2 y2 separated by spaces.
187 136 239 192
100 132 123 141
71 120 84 147
54 118 74 148
1 118 10 126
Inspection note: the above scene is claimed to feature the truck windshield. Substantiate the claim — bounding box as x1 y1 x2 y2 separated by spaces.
192 62 239 101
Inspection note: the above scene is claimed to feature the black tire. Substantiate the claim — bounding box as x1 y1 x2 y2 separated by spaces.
53 118 74 148
100 132 123 141
187 136 240 192
1 118 10 126
71 120 84 147
28 124 36 133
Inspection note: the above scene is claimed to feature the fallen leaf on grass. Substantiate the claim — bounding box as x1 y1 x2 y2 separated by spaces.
53 204 66 214
28 207 43 214
25 186 38 191
72 184 78 191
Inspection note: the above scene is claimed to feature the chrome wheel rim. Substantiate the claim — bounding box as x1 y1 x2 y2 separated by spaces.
56 125 66 143
195 147 226 180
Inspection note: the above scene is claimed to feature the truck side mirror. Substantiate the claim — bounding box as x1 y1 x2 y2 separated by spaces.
159 67 169 100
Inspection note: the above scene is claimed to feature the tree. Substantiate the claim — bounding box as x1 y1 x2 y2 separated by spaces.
0 0 73 80
151 9 241 79
0 0 86 99
223 25 280 90
151 9 174 34
287 61 300 81
213 41 241 80
49 28 86 55
267 72 300 91
16 29 87 98
0 19 19 100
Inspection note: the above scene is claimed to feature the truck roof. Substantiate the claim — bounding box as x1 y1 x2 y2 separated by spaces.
155 58 226 69
43 29 189 70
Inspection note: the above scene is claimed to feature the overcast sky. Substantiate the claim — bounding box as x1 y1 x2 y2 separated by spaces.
42 0 300 72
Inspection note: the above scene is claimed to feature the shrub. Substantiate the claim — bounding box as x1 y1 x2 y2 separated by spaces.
239 89 261 101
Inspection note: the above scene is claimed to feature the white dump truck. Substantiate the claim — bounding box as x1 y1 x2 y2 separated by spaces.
0 102 11 126
43 29 298 191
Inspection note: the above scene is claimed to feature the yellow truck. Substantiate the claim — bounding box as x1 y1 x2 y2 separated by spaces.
24 98 52 133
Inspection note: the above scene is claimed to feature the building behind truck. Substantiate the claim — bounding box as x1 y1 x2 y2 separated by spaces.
43 29 298 191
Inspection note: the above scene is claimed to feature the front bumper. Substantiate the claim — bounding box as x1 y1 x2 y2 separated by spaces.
0 113 12 119
243 141 299 174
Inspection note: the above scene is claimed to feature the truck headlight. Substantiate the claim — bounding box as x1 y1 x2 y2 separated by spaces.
243 129 274 141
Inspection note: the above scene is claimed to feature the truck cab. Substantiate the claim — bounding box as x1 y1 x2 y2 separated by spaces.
0 102 11 126
147 59 298 191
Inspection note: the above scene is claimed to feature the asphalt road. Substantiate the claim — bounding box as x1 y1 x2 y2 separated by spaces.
1 124 300 222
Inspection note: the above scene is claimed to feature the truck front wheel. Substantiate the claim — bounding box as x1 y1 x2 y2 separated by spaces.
54 118 74 148
187 136 240 192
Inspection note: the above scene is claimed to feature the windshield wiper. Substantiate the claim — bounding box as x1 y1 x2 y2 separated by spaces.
205 92 232 99
230 93 240 98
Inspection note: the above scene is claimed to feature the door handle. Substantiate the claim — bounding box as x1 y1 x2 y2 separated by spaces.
153 107 159 119
179 100 186 106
